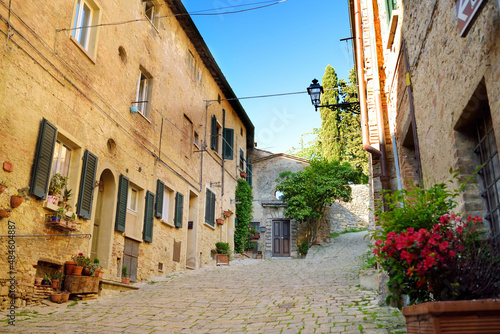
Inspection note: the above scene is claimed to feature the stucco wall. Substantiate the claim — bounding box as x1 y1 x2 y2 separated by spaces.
327 184 370 232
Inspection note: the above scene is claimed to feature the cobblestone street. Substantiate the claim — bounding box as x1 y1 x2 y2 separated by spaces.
1 231 406 333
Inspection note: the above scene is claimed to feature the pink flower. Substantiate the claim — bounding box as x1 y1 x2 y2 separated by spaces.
439 241 449 252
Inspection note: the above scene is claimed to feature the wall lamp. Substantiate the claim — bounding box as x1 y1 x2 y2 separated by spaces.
307 79 360 114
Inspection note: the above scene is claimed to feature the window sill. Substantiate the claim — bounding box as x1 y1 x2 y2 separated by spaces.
204 222 215 230
160 219 175 228
70 36 97 64
137 110 152 123
123 234 144 243
43 201 75 218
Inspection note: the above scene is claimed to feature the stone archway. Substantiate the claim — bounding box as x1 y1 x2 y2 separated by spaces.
91 169 116 269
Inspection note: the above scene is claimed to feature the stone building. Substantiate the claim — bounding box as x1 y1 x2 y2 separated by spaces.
0 0 254 308
347 0 500 238
249 148 370 258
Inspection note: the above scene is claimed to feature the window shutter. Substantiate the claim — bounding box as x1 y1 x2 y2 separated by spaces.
155 179 164 218
143 190 155 243
222 128 234 160
174 192 184 228
210 191 216 226
210 115 217 150
115 174 129 232
76 150 98 219
30 118 57 199
205 190 211 225
246 163 253 187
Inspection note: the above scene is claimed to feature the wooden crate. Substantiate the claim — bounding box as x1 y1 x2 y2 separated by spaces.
64 275 100 294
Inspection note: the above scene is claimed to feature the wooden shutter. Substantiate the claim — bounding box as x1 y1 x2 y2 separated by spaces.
210 115 217 150
76 150 98 219
246 163 253 187
30 118 57 199
210 191 216 226
174 192 184 228
222 128 234 160
143 190 155 243
115 174 129 232
205 190 211 225
155 179 164 218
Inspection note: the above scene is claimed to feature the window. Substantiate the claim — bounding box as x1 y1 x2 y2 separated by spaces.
210 115 222 154
222 128 234 160
136 69 153 119
128 187 138 212
182 115 193 158
155 179 174 225
474 107 500 240
275 190 284 201
205 189 216 226
239 148 245 170
194 132 200 148
174 192 184 228
384 0 397 24
143 0 159 30
72 0 100 57
30 118 98 219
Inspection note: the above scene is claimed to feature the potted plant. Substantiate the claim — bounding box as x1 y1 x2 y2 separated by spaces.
60 291 70 303
249 227 259 239
240 171 247 178
0 207 12 218
50 271 63 289
223 210 233 218
373 214 500 333
48 173 68 204
256 251 263 259
11 187 29 208
73 253 90 275
0 181 7 194
50 292 62 303
216 218 224 225
92 258 103 279
121 266 130 284
41 273 51 286
34 276 43 285
65 260 77 275
62 188 72 208
215 242 231 266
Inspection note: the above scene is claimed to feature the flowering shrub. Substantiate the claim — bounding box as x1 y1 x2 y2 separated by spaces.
374 214 500 306
73 253 91 267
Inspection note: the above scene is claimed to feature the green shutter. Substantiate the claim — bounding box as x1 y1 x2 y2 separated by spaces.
222 128 234 160
115 174 129 232
143 190 155 243
385 0 397 24
155 179 164 218
174 192 184 228
210 115 217 150
205 189 211 225
30 118 57 199
210 191 216 226
76 150 98 219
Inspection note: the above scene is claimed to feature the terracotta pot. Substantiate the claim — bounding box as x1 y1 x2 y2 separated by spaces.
72 266 83 275
97 269 104 280
216 218 224 225
34 277 43 285
10 195 23 208
0 208 12 218
402 299 500 334
121 277 131 285
65 261 76 275
82 267 92 276
50 293 62 303
256 254 263 259
60 292 70 303
0 185 6 195
51 279 59 289
215 254 229 266
223 211 233 217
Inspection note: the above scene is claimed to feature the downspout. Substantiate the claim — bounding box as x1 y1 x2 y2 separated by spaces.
353 0 381 159
365 0 390 192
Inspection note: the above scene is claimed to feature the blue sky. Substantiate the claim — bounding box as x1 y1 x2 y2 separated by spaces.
182 0 353 153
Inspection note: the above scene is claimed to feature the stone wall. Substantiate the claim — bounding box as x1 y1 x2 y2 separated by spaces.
327 184 370 232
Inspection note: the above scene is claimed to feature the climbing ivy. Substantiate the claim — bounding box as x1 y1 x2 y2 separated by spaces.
234 179 253 253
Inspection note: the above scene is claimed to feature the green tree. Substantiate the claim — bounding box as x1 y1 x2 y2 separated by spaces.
275 159 362 244
234 179 253 253
287 128 321 160
319 65 340 162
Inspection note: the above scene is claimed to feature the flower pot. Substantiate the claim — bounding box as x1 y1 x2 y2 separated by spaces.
216 253 229 266
72 266 83 276
50 293 62 303
65 261 76 275
60 292 70 303
121 277 130 285
0 208 11 218
82 267 92 276
34 277 43 285
51 279 59 289
402 299 500 334
240 171 247 178
96 269 104 280
216 218 224 225
10 195 23 208
47 195 58 204
0 185 6 195
223 211 233 217
256 254 263 259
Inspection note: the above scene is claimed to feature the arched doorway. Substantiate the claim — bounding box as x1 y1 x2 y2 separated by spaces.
90 169 116 269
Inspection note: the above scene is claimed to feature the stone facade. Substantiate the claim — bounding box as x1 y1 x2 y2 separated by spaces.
0 0 253 308
328 184 370 232
348 0 500 235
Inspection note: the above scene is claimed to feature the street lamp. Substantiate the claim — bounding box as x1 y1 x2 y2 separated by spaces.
307 79 360 114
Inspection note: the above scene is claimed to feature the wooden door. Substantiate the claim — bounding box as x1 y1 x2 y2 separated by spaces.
123 238 139 282
272 220 290 257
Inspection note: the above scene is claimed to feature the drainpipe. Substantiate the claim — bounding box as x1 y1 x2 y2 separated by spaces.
353 0 381 159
